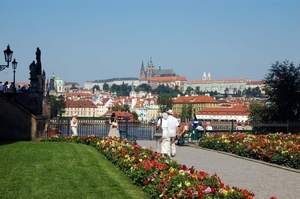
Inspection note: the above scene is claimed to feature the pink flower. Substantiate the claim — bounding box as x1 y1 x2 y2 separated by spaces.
204 187 212 194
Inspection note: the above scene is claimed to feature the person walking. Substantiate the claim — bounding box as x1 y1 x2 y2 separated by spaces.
156 112 170 157
154 116 163 153
71 113 78 136
166 109 179 157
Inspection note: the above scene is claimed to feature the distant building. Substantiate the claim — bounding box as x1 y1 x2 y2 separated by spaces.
139 57 176 80
49 73 65 94
172 95 219 116
84 77 140 90
63 99 97 117
196 105 250 122
147 76 187 91
185 75 264 95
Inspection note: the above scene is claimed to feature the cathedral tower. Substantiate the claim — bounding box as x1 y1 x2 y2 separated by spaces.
140 61 146 80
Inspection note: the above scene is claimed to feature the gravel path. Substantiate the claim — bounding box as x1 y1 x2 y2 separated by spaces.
136 140 300 199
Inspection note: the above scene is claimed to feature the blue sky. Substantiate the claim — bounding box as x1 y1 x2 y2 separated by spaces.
0 0 299 86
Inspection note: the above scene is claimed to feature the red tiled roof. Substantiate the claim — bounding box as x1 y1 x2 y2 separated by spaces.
173 95 219 103
65 99 97 108
197 105 249 115
246 80 264 85
148 76 187 82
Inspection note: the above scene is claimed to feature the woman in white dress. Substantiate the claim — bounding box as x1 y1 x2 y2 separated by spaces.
157 112 170 157
108 113 119 137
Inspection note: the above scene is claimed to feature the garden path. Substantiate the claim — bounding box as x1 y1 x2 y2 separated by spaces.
136 140 300 199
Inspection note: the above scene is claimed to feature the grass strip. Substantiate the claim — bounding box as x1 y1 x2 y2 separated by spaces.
0 142 149 199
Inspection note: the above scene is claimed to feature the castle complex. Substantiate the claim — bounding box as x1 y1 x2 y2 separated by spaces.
80 57 263 94
139 57 176 80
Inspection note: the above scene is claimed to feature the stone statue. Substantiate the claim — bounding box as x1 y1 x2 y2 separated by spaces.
35 47 42 76
29 61 37 80
36 47 41 64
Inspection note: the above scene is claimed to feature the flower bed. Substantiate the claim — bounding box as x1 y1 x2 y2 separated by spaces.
199 133 300 169
41 135 276 198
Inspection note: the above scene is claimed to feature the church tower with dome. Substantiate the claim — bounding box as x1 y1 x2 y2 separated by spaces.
49 73 65 94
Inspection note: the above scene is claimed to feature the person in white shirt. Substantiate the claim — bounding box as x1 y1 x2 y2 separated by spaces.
71 113 78 136
196 122 204 131
205 121 213 131
166 109 179 157
156 112 170 157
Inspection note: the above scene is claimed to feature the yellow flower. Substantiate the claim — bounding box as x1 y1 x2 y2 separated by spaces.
184 180 191 187
222 189 228 195
169 167 174 173
177 182 182 188
139 159 143 162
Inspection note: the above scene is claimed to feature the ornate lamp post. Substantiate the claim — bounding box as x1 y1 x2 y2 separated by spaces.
0 45 13 71
12 59 18 92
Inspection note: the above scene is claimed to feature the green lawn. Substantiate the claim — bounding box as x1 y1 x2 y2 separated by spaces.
0 142 150 199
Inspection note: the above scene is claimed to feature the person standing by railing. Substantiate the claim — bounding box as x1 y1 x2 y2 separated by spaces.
205 121 213 130
71 113 78 136
108 113 119 137
236 122 244 130
244 122 253 130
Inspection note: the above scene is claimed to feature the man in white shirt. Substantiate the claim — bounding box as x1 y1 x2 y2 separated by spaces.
166 109 179 157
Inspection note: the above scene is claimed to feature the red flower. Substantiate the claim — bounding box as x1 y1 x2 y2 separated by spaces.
143 179 149 185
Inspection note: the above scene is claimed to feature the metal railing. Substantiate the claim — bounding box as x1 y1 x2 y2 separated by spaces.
49 118 156 140
49 119 300 140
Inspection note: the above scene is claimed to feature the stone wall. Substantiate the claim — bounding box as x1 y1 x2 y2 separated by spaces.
0 93 49 141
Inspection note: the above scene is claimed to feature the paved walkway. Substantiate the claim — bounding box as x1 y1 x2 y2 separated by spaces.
136 140 300 199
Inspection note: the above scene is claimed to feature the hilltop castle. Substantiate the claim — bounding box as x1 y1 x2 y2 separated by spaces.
139 57 176 80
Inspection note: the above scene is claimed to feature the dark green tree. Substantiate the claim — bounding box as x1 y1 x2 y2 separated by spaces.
135 83 152 92
195 86 200 95
92 85 100 94
112 104 122 111
110 84 118 93
248 101 271 123
157 94 173 113
185 86 194 95
263 60 300 121
131 111 138 120
103 82 109 92
187 103 193 120
50 95 66 119
181 102 188 121
122 104 131 112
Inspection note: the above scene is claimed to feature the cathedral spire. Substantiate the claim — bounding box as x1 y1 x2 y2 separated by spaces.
140 61 146 80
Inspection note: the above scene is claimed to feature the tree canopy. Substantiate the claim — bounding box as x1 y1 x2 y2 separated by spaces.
157 94 173 113
50 95 66 119
250 60 300 122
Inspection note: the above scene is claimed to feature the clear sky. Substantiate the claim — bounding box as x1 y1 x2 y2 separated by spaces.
0 0 299 86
